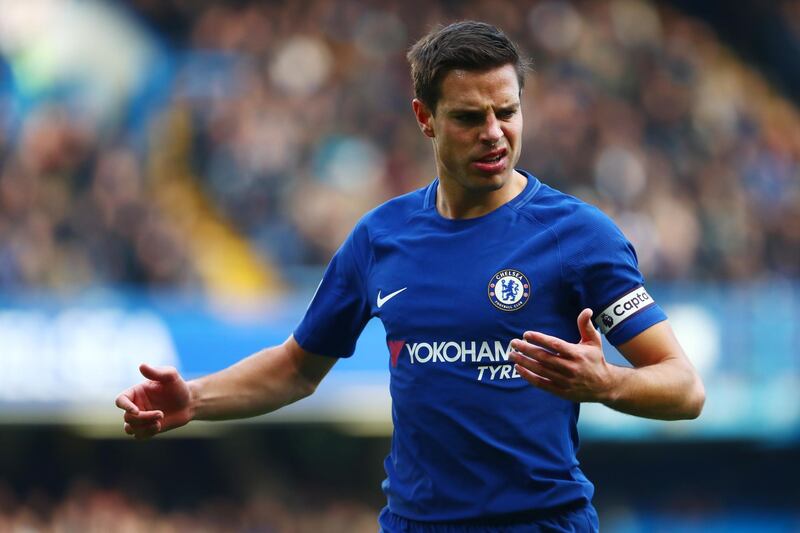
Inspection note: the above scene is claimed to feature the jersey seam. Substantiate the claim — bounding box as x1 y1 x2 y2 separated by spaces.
364 206 430 294
510 205 568 303
368 207 433 243
348 223 373 309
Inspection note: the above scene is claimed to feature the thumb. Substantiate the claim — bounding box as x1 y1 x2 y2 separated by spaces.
139 363 179 383
578 308 602 346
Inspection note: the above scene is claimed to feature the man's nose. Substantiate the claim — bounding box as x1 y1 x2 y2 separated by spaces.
480 114 503 145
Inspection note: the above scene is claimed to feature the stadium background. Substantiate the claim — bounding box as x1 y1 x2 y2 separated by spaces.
1 0 799 531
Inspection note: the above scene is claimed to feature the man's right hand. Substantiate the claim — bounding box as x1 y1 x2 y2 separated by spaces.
115 364 193 439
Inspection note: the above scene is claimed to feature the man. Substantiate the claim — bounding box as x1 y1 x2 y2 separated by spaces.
117 21 705 532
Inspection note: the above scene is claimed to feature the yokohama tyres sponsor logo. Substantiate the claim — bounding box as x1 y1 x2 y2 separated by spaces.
387 338 520 381
388 340 405 367
404 340 513 364
594 286 655 335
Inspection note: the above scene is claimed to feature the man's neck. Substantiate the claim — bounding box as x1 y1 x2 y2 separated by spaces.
436 170 527 220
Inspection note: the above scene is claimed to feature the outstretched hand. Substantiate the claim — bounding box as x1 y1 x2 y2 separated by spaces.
509 308 617 403
115 364 193 439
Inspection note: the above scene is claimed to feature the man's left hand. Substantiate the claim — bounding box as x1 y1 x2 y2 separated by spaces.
509 308 617 403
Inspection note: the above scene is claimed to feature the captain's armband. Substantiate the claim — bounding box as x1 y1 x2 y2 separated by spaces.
594 286 655 335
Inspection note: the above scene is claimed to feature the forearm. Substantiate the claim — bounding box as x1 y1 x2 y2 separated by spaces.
601 358 705 420
188 341 317 421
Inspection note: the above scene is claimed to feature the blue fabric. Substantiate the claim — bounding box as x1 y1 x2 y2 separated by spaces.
378 503 599 532
294 170 666 522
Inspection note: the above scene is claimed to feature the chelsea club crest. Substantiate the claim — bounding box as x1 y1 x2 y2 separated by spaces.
488 269 531 311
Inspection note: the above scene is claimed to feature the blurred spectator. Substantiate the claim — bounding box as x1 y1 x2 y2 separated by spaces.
1 0 799 293
0 105 197 291
0 480 378 533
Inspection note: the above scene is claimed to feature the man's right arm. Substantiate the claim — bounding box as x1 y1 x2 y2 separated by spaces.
191 336 336 420
115 336 336 439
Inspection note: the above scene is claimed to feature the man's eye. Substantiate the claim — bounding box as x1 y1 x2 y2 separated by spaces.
498 110 516 120
456 114 482 123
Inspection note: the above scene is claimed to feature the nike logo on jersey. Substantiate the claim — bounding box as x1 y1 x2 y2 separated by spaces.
377 287 407 308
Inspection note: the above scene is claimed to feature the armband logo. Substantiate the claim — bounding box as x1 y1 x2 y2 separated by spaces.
488 269 531 312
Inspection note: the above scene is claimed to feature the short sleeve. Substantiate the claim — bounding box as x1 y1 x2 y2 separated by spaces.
293 223 372 357
566 209 667 346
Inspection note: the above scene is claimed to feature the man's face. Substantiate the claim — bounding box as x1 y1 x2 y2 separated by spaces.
414 64 523 195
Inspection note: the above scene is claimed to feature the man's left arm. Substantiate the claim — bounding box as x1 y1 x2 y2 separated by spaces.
509 309 705 420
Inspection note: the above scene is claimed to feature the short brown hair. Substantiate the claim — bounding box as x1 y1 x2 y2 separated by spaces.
407 21 530 114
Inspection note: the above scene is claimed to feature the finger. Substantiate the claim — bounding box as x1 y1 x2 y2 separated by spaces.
509 351 571 388
578 308 602 346
130 421 162 440
115 393 140 415
510 340 573 374
522 331 575 358
124 410 164 425
514 364 566 397
139 364 179 384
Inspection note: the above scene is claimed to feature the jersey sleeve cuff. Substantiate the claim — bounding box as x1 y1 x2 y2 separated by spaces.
603 304 667 346
293 325 354 358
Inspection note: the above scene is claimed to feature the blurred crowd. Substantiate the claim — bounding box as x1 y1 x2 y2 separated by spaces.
1 479 797 533
0 481 378 533
1 0 799 293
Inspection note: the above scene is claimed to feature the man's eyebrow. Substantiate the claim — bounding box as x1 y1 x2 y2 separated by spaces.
447 106 482 114
447 102 520 113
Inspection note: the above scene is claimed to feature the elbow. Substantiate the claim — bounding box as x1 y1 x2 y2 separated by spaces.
293 362 325 401
282 338 327 403
296 375 320 400
682 371 706 420
287 367 320 402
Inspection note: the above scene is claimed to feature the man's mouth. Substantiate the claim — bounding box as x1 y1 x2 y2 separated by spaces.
476 149 507 163
472 149 508 173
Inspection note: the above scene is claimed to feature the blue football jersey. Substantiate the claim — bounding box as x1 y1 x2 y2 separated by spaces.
294 170 666 521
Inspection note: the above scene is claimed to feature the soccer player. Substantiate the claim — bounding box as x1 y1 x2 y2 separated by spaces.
116 21 705 532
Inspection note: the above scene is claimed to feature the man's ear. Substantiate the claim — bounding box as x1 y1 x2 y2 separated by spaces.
412 99 435 138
